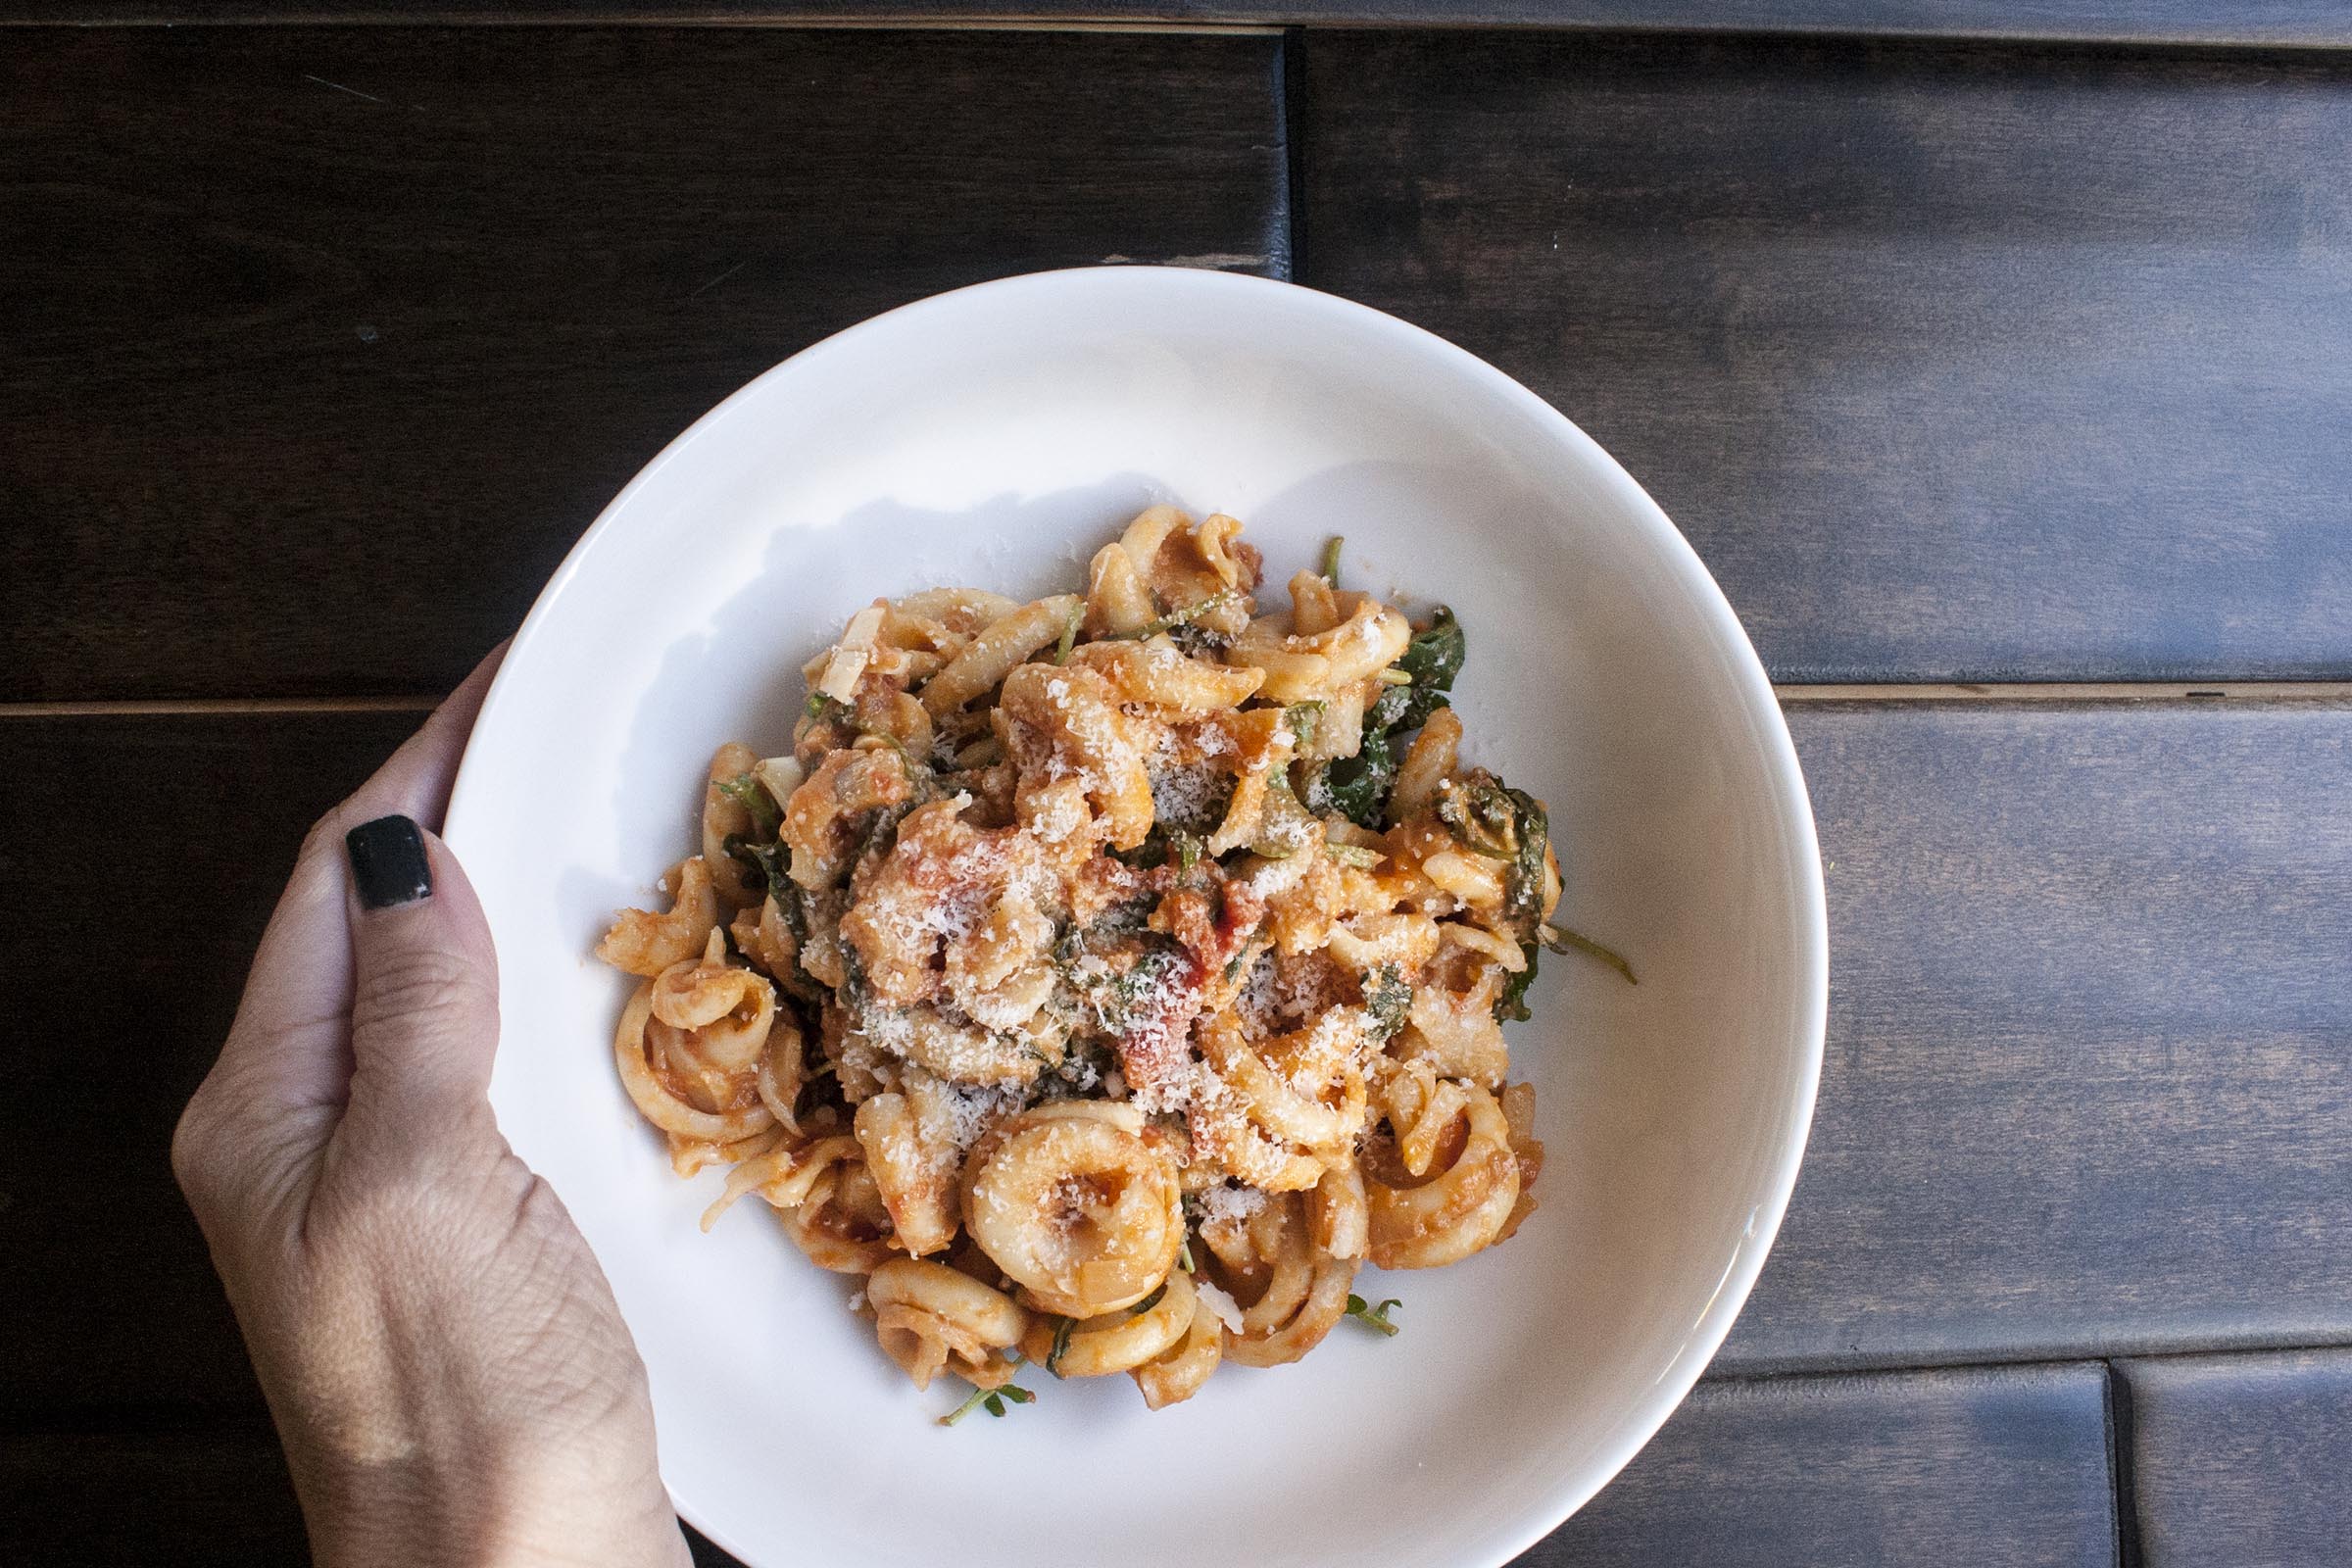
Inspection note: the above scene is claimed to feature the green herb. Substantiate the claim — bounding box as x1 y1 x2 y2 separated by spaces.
1045 1315 1077 1378
1283 700 1326 749
939 1370 1037 1426
1129 1284 1167 1316
1305 609 1470 828
1495 946 1540 1023
1396 607 1465 691
1325 843 1381 869
1095 945 1187 1036
1175 830 1202 873
722 833 792 901
1308 744 1397 830
1109 589 1239 641
1499 787 1552 925
805 692 930 778
1435 778 1521 860
1178 1238 1196 1274
1367 607 1465 734
1540 922 1639 986
1363 963 1411 1041
1319 535 1344 587
715 772 782 838
1344 1295 1402 1337
1052 603 1083 665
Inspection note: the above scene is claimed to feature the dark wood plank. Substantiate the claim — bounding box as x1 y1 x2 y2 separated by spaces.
2119 1349 2352 1568
0 26 1286 703
12 5 2352 51
1720 702 2352 1371
0 1430 307 1565
1523 1364 2116 1566
0 710 420 1414
1299 34 2352 683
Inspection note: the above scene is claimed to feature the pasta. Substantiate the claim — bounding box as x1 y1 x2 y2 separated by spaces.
595 509 1625 1420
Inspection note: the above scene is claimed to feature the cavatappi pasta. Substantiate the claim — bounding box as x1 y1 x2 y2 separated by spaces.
597 508 1619 1420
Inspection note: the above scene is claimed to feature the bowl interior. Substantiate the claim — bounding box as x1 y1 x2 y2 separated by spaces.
447 268 1825 1568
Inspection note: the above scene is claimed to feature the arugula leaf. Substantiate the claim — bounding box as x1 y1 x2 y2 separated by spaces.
1367 608 1465 733
1362 963 1411 1041
1129 1284 1167 1316
1435 778 1519 859
715 772 782 838
721 833 792 902
1093 945 1188 1036
1319 535 1344 587
1108 589 1239 641
1344 1295 1402 1337
1045 1315 1076 1378
1396 607 1465 691
939 1367 1036 1426
1494 944 1540 1024
1114 822 1208 870
1499 786 1552 925
1540 922 1639 986
1307 608 1469 827
805 692 851 725
1308 744 1397 829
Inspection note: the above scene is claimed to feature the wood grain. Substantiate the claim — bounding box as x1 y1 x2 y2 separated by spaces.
2118 1349 2352 1568
0 1430 307 1565
0 26 1287 702
1720 702 2352 1372
10 3 2351 51
0 710 418 1413
1298 34 2352 683
1526 1363 2116 1567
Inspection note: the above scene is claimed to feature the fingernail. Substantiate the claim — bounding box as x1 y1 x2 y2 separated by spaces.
346 815 433 909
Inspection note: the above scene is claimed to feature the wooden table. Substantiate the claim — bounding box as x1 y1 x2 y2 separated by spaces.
5 8 2348 1564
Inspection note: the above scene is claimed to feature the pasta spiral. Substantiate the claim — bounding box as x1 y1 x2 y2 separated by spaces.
1365 1066 1522 1270
962 1103 1184 1318
867 1258 1029 1391
1204 1190 1358 1368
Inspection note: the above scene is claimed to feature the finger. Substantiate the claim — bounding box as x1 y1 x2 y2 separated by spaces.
341 818 502 1123
217 644 508 1105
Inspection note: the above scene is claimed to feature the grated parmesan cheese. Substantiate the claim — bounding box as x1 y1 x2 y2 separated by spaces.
1198 1182 1267 1227
1192 1278 1246 1334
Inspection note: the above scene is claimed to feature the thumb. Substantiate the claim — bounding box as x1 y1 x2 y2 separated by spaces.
343 817 502 1124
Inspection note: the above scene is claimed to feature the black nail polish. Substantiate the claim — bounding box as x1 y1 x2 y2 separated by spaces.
346 815 433 909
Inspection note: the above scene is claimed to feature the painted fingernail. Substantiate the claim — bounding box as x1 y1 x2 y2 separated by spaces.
346 815 433 909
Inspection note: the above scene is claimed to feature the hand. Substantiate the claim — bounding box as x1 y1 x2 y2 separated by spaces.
172 651 691 1568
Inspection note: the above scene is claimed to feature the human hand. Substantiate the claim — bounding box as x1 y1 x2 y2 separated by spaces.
172 652 691 1568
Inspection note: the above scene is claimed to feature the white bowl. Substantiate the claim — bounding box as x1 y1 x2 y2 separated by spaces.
446 267 1827 1568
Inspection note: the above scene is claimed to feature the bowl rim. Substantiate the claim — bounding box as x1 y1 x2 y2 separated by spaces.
446 264 1829 1568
